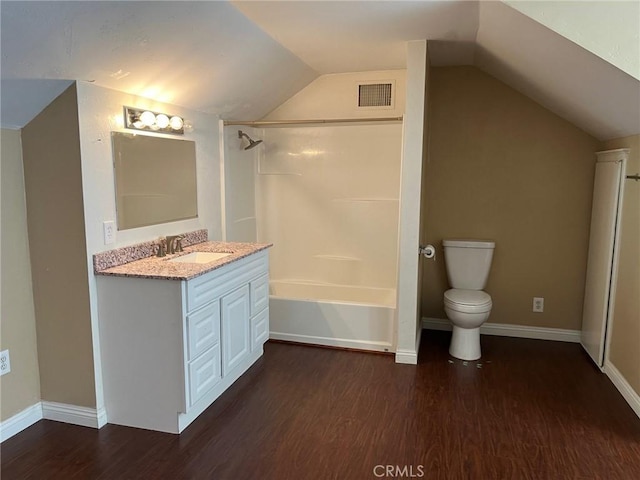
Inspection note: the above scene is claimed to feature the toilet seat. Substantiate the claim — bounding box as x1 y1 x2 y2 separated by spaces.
444 289 492 313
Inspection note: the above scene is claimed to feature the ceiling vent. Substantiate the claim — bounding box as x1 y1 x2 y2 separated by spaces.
357 81 395 109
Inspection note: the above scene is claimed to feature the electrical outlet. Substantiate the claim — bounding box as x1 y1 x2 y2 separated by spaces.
533 297 544 313
0 350 10 376
103 221 116 245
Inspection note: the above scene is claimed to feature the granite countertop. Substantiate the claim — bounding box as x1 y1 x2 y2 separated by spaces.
95 241 271 281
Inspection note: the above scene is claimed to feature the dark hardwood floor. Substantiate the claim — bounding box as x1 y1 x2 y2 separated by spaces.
2 330 639 479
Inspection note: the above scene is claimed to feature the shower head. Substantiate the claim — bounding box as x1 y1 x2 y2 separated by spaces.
245 138 263 150
238 130 263 150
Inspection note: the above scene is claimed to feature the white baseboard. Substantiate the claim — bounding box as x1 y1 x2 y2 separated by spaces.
270 331 393 353
395 328 422 365
604 361 640 419
96 406 108 428
422 318 581 343
1 401 107 442
395 349 418 364
0 403 43 442
42 401 107 429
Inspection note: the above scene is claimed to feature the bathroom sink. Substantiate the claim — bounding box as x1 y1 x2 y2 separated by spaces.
168 252 232 264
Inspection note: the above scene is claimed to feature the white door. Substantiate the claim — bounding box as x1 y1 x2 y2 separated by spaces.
221 285 251 375
581 150 626 368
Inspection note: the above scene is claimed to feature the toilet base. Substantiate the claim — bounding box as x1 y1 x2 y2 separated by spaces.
449 326 481 360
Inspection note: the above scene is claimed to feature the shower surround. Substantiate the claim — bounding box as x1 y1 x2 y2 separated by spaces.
253 123 403 351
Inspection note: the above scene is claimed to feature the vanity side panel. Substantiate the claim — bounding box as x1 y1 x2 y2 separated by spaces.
97 276 184 433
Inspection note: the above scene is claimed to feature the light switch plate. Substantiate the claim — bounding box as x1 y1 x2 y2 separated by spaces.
103 221 116 245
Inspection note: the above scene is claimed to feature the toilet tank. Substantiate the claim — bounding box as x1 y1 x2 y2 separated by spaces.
443 239 495 290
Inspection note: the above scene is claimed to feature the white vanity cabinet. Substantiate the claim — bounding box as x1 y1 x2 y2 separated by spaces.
97 250 269 434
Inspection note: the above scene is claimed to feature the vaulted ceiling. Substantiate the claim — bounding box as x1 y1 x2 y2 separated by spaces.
0 1 316 128
1 1 638 140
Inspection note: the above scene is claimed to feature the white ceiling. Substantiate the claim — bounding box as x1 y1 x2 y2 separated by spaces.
232 1 480 72
0 1 316 127
1 1 639 140
475 1 640 140
504 0 640 81
233 0 640 140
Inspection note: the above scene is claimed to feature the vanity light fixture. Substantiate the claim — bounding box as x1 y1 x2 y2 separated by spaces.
124 106 185 135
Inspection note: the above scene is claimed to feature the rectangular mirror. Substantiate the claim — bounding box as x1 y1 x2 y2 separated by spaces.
112 132 197 230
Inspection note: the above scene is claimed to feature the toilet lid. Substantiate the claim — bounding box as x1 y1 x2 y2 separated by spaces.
444 289 492 307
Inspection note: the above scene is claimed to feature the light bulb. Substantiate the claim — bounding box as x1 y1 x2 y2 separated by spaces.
132 120 144 129
140 110 156 127
169 116 184 130
156 114 169 129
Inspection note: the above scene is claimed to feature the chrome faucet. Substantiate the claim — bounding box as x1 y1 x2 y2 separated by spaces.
156 237 167 257
166 235 184 254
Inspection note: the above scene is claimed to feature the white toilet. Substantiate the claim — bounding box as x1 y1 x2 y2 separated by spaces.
442 239 495 360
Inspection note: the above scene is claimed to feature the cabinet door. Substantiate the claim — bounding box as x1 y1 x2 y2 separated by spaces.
221 285 251 376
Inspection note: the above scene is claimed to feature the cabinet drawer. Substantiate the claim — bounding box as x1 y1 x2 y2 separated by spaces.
250 274 269 316
186 252 268 312
189 344 221 406
187 301 220 361
251 308 269 351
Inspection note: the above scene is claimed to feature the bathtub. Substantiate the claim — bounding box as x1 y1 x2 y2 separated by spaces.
268 281 396 353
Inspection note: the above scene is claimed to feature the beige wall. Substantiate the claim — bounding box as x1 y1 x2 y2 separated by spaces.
422 66 600 330
415 41 432 344
21 85 96 408
601 135 640 395
0 129 41 421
